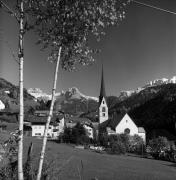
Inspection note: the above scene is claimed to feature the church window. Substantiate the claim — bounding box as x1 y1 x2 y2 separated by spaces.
124 128 130 134
102 107 106 112
103 101 104 104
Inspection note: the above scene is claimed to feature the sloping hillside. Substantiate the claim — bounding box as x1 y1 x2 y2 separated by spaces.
111 84 176 136
0 78 38 118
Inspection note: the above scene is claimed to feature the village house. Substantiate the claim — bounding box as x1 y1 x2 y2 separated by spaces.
83 123 94 139
65 116 94 139
24 111 64 139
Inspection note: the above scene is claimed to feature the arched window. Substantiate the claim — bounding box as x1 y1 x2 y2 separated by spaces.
124 128 130 134
102 107 106 112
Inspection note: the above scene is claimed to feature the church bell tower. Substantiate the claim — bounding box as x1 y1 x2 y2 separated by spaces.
99 65 108 124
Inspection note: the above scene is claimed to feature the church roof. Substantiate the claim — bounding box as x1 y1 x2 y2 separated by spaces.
100 113 127 130
107 113 126 130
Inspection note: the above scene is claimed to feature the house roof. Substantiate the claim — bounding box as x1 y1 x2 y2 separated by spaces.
106 127 116 134
100 113 145 132
34 110 60 115
138 127 145 133
65 117 91 124
100 113 126 130
24 114 64 124
108 113 126 130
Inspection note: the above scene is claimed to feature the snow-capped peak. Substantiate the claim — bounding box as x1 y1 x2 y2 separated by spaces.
66 87 98 101
28 87 98 102
28 88 52 101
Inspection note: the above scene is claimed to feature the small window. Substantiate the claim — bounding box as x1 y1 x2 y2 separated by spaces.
102 113 105 117
102 107 106 112
49 126 52 129
35 133 41 136
103 101 104 104
53 129 58 132
126 120 128 123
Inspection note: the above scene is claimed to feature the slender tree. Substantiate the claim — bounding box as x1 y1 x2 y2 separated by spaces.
0 1 24 179
18 1 24 179
0 1 36 179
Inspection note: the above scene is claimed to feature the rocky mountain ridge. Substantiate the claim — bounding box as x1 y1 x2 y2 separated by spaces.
28 87 98 102
119 76 176 100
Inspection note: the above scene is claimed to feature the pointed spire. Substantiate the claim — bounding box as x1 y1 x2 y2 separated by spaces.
99 64 106 104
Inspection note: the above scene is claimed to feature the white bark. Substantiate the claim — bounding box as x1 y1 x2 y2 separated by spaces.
36 46 62 180
18 1 24 180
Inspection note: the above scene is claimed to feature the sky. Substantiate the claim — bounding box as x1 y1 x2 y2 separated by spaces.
0 0 176 97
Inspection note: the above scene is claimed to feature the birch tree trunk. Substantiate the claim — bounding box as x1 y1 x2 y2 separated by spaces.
18 0 24 180
37 46 62 180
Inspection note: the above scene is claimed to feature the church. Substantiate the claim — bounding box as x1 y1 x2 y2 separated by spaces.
98 66 146 143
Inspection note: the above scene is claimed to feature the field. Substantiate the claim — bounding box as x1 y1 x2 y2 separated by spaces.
24 137 176 180
1 132 176 180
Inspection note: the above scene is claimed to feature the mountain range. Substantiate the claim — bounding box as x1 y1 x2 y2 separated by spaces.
119 76 176 100
1 77 176 138
28 87 98 102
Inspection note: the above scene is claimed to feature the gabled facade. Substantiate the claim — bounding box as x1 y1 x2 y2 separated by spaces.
104 113 146 143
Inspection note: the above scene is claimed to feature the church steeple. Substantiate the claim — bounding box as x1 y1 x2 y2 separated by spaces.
99 65 106 105
98 65 108 124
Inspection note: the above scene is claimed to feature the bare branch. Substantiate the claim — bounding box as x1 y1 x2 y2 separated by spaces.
0 0 20 22
133 0 176 16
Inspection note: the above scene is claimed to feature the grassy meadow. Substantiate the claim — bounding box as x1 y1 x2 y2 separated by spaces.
1 126 176 180
23 137 176 180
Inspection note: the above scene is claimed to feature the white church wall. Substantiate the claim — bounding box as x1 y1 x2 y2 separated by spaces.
115 114 139 135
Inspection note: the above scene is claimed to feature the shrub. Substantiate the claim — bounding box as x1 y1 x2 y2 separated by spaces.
129 134 145 154
148 136 170 153
106 134 128 154
110 141 126 154
0 133 54 180
99 132 109 147
62 123 90 145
